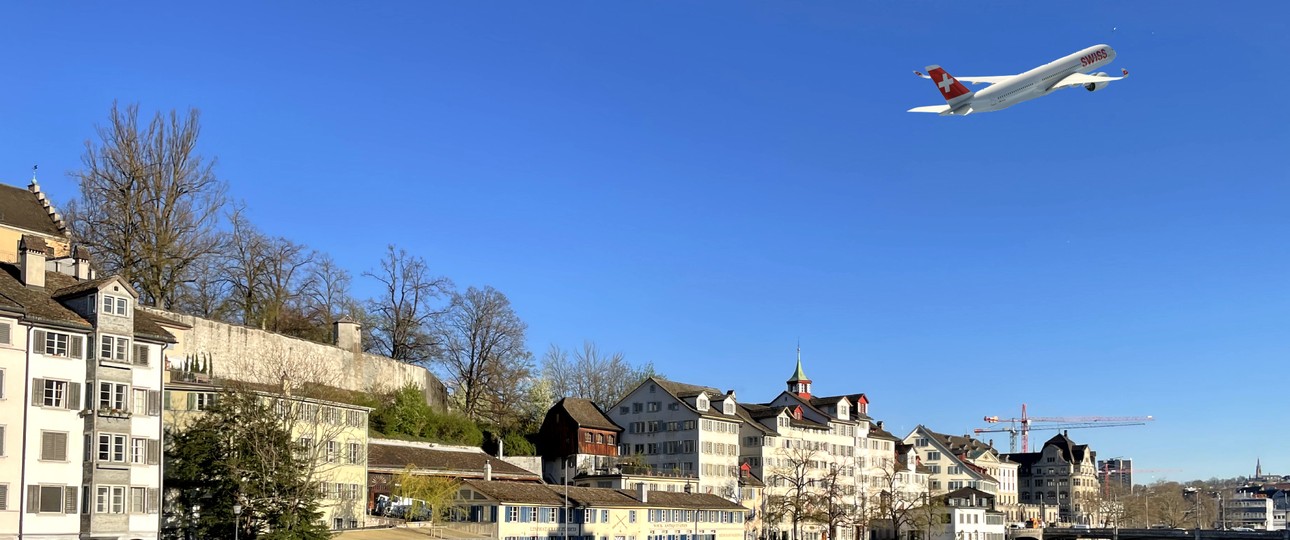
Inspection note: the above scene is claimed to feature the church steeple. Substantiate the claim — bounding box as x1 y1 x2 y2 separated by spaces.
787 345 812 399
1256 458 1263 480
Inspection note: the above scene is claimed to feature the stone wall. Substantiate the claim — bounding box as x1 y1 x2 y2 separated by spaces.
143 307 448 410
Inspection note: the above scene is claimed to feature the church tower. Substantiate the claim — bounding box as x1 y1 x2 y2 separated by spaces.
787 347 812 399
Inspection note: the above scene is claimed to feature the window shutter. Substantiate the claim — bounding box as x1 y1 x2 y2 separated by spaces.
147 488 160 514
32 330 45 354
69 335 83 359
163 391 171 410
64 486 77 514
31 378 44 406
26 485 38 513
0 426 5 457
67 383 81 411
42 432 67 461
0 322 10 345
147 439 160 465
186 393 196 410
0 484 7 511
148 390 161 416
134 344 149 366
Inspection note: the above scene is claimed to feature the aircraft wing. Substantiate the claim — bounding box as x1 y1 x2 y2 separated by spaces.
1048 70 1128 90
913 71 1012 85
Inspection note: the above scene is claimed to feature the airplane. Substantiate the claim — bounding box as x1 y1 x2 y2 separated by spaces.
908 44 1128 115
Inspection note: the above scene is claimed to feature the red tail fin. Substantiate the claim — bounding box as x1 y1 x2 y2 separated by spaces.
926 65 971 102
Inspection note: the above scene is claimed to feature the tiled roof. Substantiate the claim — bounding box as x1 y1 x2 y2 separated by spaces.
554 397 621 432
134 309 178 343
49 275 119 300
644 490 745 510
0 184 64 237
566 486 646 507
462 480 566 505
1041 433 1091 464
0 264 91 329
368 442 539 480
650 378 740 421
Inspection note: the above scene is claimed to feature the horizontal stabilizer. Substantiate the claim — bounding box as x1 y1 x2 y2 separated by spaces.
908 105 952 114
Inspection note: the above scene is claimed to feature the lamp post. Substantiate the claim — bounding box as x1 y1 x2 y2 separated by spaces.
233 504 242 540
565 456 571 540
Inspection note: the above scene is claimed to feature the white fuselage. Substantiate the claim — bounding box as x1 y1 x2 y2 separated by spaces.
969 44 1116 112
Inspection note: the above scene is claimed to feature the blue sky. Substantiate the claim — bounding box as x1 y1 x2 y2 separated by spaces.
2 2 1287 481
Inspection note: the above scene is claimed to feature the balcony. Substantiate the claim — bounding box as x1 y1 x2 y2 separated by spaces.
169 369 212 384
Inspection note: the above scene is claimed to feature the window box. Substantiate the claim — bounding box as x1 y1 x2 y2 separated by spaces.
97 408 132 419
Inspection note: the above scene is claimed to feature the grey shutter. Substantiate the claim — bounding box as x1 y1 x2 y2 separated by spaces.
0 484 7 510
66 383 80 411
30 378 44 406
0 322 10 345
147 439 160 465
26 485 38 513
69 335 82 359
43 432 67 461
32 330 45 354
133 344 148 366
148 390 161 416
63 486 77 514
147 488 159 514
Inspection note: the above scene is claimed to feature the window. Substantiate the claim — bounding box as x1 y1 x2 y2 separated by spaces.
41 431 68 461
620 406 629 414
131 388 148 415
348 442 361 463
131 438 147 464
99 335 130 362
96 485 126 513
44 331 70 357
130 487 147 513
98 382 128 410
724 401 735 414
132 344 149 366
585 432 593 443
326 441 339 462
33 485 73 513
101 294 130 316
40 379 69 408
194 392 215 411
98 433 127 463
632 403 642 413
0 321 11 345
927 451 941 461
647 402 661 412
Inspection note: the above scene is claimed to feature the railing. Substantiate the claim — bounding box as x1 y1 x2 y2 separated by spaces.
169 369 211 383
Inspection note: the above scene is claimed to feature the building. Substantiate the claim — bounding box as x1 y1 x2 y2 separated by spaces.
609 377 744 495
603 354 928 540
366 438 541 506
1227 485 1289 531
444 479 749 540
1097 457 1133 494
539 397 624 483
926 488 1006 540
162 371 373 531
0 181 174 540
904 426 1019 521
1005 432 1099 525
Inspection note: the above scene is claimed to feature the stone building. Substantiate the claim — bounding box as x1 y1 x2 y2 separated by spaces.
1005 432 1099 524
903 426 1019 521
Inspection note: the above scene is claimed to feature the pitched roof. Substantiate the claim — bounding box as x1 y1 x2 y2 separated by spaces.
0 183 65 237
1041 432 1092 464
650 378 740 421
462 480 566 505
49 275 120 300
0 263 91 329
460 480 746 510
553 397 621 432
367 442 540 481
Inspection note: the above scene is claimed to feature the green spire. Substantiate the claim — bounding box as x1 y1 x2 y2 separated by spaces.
788 345 809 382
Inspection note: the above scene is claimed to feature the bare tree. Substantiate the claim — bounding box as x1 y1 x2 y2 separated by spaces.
256 235 313 333
221 208 272 326
542 341 656 411
302 253 357 328
870 454 929 540
363 245 451 363
68 101 227 308
434 286 532 424
766 445 822 540
174 250 233 319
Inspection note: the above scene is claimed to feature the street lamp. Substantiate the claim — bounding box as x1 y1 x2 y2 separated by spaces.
233 504 242 540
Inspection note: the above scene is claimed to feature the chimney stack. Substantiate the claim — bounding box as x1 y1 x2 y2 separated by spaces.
484 460 492 482
498 438 505 459
19 236 47 288
333 318 361 352
636 482 648 503
72 246 92 280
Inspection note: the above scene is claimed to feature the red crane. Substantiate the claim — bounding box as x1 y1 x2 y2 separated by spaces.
978 403 1154 452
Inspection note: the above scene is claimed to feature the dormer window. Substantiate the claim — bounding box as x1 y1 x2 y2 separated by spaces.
723 400 734 415
101 294 130 316
696 395 709 411
839 403 849 418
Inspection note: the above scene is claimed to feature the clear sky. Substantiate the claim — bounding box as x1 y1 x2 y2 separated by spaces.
2 2 1287 482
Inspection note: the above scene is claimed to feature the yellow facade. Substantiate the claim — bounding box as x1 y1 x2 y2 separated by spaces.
163 380 371 531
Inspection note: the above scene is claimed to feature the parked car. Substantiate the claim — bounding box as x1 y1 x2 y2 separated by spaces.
1232 527 1255 532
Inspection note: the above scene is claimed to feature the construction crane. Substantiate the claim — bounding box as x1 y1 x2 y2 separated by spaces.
977 403 1154 452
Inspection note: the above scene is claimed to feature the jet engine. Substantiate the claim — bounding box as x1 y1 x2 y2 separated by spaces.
1085 72 1109 92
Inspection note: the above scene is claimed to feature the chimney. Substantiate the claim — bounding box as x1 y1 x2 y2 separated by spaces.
333 318 361 352
498 438 505 459
636 482 648 503
72 246 92 280
484 460 492 482
19 236 47 288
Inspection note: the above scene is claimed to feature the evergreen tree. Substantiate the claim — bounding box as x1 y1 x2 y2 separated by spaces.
165 390 330 540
